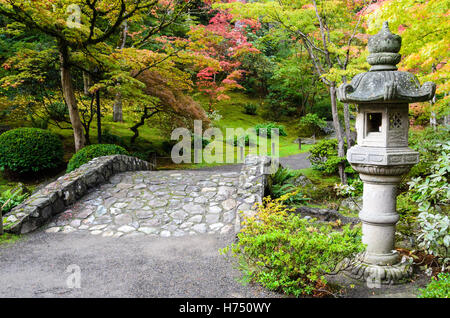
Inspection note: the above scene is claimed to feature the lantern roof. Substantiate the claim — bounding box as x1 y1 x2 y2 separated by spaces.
337 22 435 104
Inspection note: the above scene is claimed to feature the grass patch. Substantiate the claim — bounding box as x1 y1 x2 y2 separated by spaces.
0 232 21 246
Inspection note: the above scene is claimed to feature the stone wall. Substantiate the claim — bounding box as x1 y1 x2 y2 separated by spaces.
234 155 272 232
3 155 154 234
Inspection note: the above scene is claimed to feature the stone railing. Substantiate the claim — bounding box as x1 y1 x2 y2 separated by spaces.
3 155 154 234
234 155 272 232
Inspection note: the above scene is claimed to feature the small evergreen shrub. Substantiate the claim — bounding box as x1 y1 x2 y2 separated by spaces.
298 113 327 137
243 103 258 115
67 144 129 173
270 168 310 205
418 273 450 298
254 123 288 138
0 127 64 173
221 194 364 297
309 139 348 174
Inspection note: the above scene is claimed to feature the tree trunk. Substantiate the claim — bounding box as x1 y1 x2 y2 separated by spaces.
343 103 354 147
83 71 92 96
113 93 123 122
113 21 128 123
330 85 347 184
96 90 102 144
59 43 86 152
430 64 437 131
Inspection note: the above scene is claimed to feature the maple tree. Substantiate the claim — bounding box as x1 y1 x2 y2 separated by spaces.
184 9 260 111
216 0 377 183
0 0 193 151
365 0 449 124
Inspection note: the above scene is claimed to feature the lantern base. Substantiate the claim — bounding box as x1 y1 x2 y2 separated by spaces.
334 253 414 285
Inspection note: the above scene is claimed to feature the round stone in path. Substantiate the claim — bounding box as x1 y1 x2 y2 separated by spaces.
45 170 240 238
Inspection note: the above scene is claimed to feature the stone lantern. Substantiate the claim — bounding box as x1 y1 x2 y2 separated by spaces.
337 22 436 283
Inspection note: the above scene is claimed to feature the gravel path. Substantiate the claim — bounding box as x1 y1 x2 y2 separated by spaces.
0 231 277 297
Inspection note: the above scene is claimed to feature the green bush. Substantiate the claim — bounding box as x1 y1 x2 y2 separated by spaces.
243 103 258 115
311 99 333 121
67 144 129 173
0 185 29 214
298 113 327 137
269 167 310 205
407 126 450 180
309 139 348 175
0 127 64 173
254 123 288 138
221 195 364 297
418 273 450 298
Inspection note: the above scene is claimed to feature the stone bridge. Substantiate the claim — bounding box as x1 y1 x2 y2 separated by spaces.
3 155 272 238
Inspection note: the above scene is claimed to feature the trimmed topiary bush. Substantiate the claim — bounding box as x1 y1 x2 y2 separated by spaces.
0 127 64 173
67 144 129 173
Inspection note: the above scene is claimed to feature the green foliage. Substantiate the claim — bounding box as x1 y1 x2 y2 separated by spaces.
221 195 364 296
311 99 333 121
101 129 126 147
67 144 129 173
230 134 256 147
47 102 69 123
0 185 29 214
161 140 178 156
271 167 298 186
243 103 258 115
298 113 327 137
334 177 363 199
407 139 449 214
417 212 450 270
397 127 450 248
270 167 310 205
309 139 347 175
0 127 63 173
408 127 450 181
254 122 287 138
418 273 450 298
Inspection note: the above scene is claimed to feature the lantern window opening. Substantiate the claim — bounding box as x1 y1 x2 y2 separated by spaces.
366 112 383 135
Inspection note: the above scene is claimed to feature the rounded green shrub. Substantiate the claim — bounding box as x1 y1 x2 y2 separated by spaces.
67 144 129 173
0 127 64 173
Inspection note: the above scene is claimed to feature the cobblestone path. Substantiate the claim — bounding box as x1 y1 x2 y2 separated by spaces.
44 170 241 238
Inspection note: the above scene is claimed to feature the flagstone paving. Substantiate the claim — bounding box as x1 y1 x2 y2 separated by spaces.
44 170 241 238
